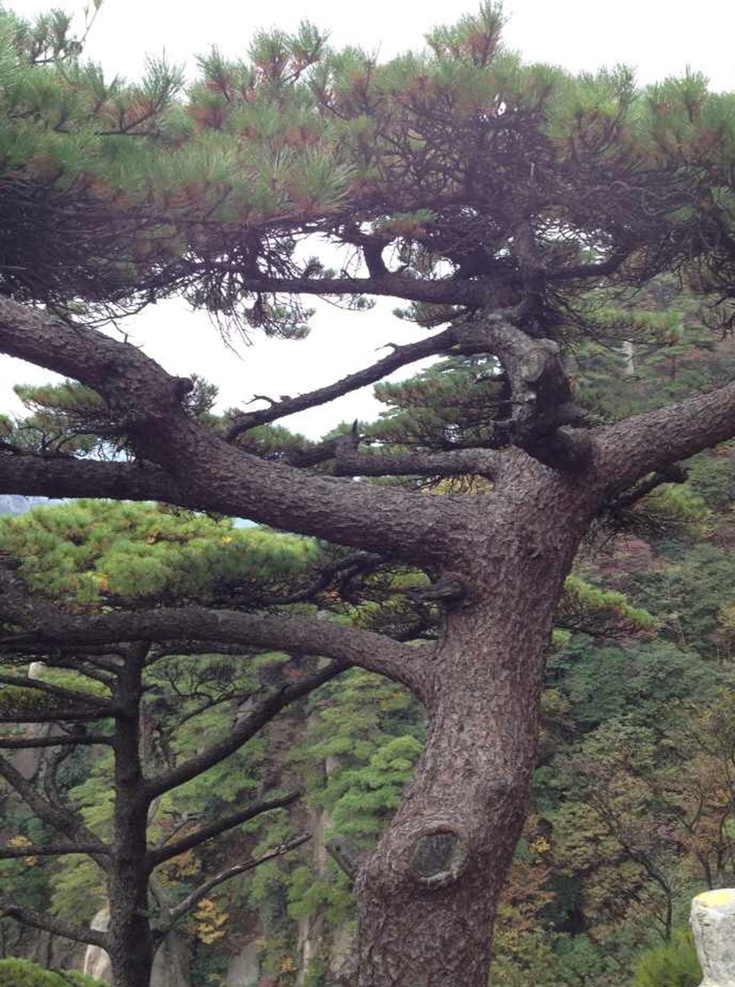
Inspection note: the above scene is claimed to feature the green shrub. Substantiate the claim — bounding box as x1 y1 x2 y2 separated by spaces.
57 971 106 987
0 958 105 987
632 930 702 987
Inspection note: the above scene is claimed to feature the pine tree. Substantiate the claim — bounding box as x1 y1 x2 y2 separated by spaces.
5 5 735 985
0 500 339 986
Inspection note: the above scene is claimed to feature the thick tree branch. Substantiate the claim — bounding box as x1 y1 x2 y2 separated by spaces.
594 378 735 493
0 898 107 949
195 269 492 309
148 791 301 866
455 316 591 470
2 605 424 693
0 452 193 507
0 298 462 564
333 437 502 479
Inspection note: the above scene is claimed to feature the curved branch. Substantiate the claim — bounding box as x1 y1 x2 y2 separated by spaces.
144 663 344 800
0 753 108 866
594 378 735 493
0 898 107 949
157 835 310 934
602 464 688 513
0 672 112 712
0 298 461 564
4 605 425 694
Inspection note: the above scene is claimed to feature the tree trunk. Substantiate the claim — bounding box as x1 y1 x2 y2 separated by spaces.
107 853 155 987
108 648 156 987
355 692 535 986
354 479 594 987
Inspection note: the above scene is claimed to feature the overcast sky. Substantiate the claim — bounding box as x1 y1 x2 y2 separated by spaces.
4 0 735 436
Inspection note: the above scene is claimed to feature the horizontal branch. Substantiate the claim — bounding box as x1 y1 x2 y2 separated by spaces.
0 897 107 949
595 378 735 492
0 297 462 564
0 452 193 509
158 835 311 932
148 791 300 866
334 439 502 479
0 732 111 748
0 709 115 725
0 842 110 859
196 268 491 309
5 605 424 694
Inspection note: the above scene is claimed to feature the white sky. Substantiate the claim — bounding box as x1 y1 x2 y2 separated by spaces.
4 0 735 436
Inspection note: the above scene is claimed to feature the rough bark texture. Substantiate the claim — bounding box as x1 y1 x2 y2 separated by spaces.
108 648 156 987
353 464 599 986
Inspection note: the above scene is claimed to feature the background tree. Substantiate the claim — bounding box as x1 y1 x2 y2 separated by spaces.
6 4 735 985
0 500 352 987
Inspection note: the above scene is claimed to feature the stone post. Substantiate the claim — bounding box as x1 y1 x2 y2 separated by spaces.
691 889 735 987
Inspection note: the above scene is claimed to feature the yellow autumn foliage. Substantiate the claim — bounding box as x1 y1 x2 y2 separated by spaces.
193 896 228 944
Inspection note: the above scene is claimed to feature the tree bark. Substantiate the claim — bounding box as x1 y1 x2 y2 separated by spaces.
108 647 156 987
353 469 596 987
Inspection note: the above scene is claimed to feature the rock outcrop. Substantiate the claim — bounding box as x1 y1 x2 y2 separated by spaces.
691 889 735 987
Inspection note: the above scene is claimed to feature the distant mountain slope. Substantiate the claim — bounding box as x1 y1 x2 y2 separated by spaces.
0 495 51 516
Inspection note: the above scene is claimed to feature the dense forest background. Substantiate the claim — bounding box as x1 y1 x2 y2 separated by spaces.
2 281 735 987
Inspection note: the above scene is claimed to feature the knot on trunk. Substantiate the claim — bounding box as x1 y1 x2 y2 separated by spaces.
407 826 469 890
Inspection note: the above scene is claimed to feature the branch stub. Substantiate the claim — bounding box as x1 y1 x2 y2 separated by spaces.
407 826 469 890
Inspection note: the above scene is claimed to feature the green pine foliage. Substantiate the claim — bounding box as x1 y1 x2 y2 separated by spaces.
558 576 656 638
370 355 507 454
0 497 334 972
249 669 426 933
0 499 319 606
7 3 735 334
0 959 104 986
294 670 425 835
632 930 702 987
0 7 184 312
